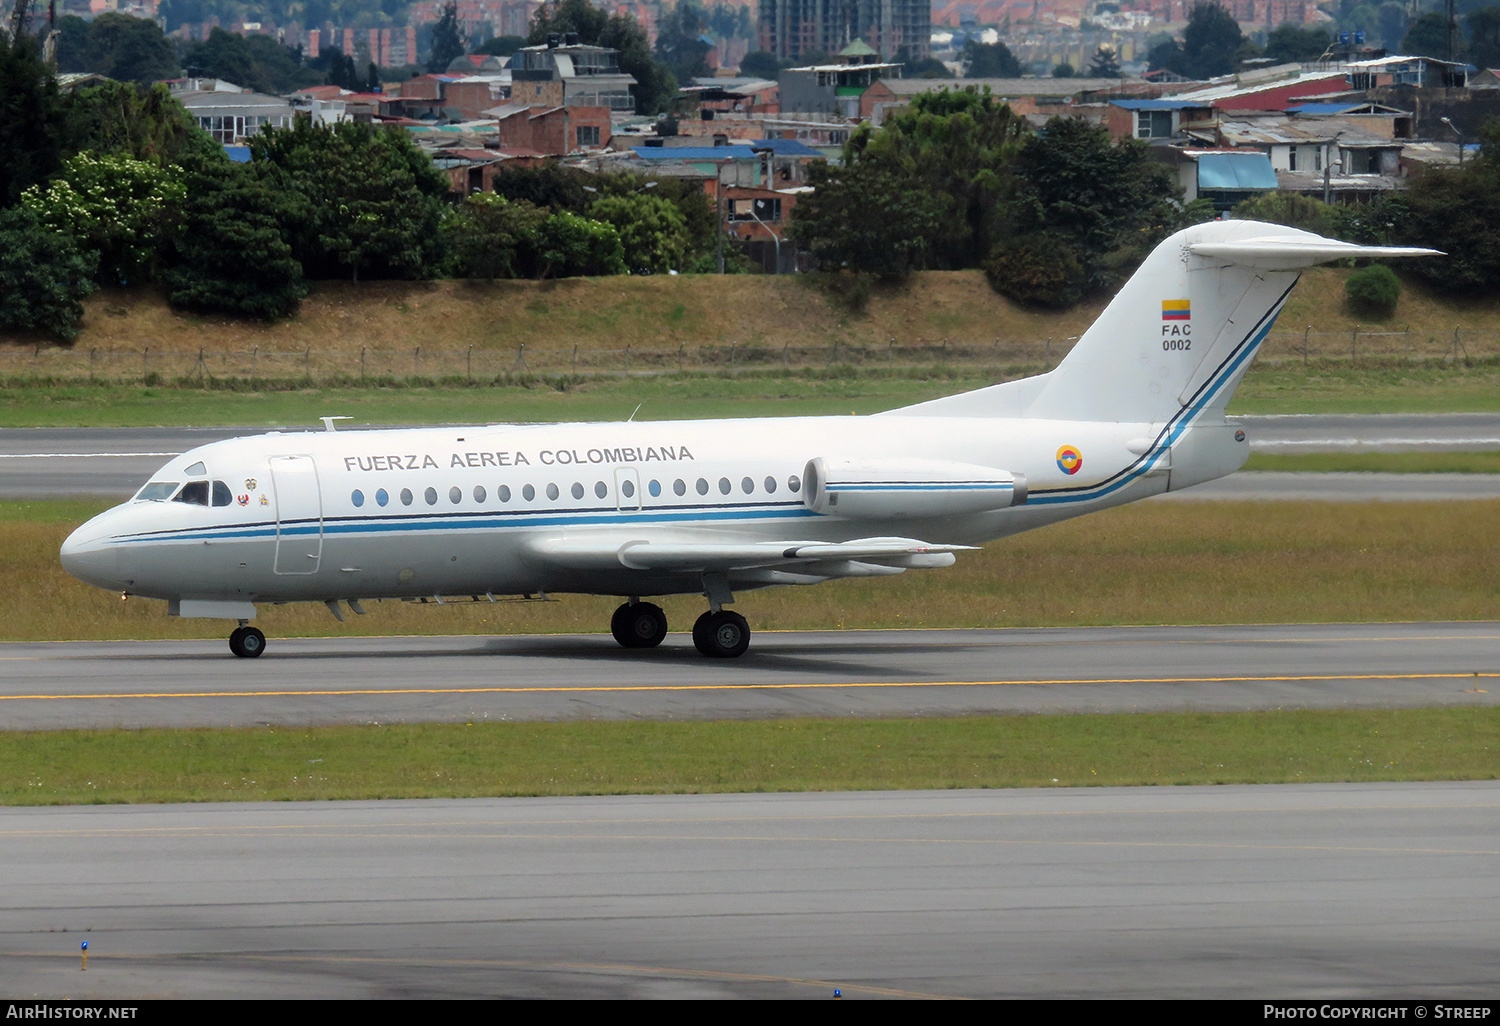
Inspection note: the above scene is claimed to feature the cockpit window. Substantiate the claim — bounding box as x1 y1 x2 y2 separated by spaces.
212 481 233 507
173 481 210 506
136 481 179 501
184 462 207 476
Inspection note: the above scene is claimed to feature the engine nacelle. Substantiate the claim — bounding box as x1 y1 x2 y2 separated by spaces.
803 457 1027 519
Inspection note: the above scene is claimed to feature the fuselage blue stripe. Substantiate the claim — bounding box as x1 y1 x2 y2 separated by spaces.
110 504 822 545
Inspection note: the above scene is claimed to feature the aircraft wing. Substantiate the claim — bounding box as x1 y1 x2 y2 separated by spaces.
526 535 974 573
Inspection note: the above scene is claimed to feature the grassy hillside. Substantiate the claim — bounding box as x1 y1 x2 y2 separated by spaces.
23 271 1096 355
10 266 1497 359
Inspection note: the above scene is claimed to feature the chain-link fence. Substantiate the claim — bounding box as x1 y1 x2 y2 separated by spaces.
2 328 1496 384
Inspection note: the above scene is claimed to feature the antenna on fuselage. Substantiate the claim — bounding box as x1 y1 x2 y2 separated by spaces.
627 404 642 422
320 416 352 432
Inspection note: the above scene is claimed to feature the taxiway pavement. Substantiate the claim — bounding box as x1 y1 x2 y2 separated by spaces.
2 622 1495 730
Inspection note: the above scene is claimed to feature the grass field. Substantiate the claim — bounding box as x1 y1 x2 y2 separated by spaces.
4 709 1496 806
3 356 1500 428
11 498 1500 643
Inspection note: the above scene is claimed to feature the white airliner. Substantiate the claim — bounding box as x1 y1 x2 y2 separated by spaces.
61 221 1437 658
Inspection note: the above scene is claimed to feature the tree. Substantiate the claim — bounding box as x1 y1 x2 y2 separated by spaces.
1087 45 1121 78
0 206 99 341
788 158 943 276
592 171 716 259
1402 11 1456 60
655 1 712 83
322 49 360 90
1052 62 1077 78
1150 2 1250 79
1002 116 1196 297
1264 24 1331 63
1230 190 1333 235
960 40 1021 78
53 14 92 73
429 3 467 73
250 118 450 282
902 53 954 78
474 36 527 57
1383 120 1500 295
534 210 626 278
165 161 308 319
708 2 753 40
22 151 187 285
448 193 549 278
590 192 689 272
489 161 593 211
61 81 225 168
78 13 180 85
737 50 783 79
1471 7 1500 69
0 34 66 205
851 87 1032 269
183 29 291 93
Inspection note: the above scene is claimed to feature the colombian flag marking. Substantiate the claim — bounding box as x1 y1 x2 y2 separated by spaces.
1056 446 1083 475
1162 299 1191 321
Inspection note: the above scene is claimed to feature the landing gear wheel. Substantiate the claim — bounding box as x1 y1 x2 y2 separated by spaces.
229 626 266 658
611 601 668 649
692 610 750 658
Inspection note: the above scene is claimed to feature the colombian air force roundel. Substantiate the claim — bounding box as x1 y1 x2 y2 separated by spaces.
1056 445 1082 475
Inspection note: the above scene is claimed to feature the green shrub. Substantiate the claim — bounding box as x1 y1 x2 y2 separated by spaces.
0 206 99 341
1231 191 1333 235
983 235 1086 309
1345 263 1401 319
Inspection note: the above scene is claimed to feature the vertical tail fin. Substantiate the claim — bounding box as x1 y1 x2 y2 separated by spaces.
890 221 1440 423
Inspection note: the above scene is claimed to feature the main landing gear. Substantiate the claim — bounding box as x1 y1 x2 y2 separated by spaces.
608 601 752 658
691 610 750 659
229 623 266 658
610 600 668 648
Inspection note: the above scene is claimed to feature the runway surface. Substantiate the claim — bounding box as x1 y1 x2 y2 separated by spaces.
4 415 1499 500
3 782 1497 999
2 623 1496 730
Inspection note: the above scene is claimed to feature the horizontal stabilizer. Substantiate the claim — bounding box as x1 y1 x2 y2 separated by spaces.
527 535 973 573
1188 236 1443 270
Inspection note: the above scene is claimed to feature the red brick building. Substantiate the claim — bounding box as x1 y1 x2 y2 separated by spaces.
492 105 613 154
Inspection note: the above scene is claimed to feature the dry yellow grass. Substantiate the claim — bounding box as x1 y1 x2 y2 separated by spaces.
14 499 1499 643
1281 266 1500 335
22 271 1103 356
6 267 1495 382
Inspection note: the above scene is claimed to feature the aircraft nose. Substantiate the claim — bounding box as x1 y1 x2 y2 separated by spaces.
60 523 122 590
